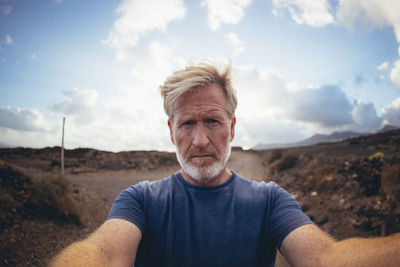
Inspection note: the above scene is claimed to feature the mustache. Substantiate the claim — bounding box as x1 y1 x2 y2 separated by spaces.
186 146 218 158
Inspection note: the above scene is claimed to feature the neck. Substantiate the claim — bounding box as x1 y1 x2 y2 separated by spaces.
180 168 232 186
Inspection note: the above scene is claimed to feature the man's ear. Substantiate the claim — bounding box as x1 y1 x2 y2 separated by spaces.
168 119 175 145
230 116 236 142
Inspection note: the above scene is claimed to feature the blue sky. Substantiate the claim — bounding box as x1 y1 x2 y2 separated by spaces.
1 0 400 152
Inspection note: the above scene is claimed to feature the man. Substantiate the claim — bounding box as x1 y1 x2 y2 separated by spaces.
51 61 399 267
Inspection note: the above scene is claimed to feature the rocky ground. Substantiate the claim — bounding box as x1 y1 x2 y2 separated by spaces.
259 129 400 240
0 129 399 266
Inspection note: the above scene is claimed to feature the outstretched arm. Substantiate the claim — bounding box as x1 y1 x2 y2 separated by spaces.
49 219 142 267
281 224 400 267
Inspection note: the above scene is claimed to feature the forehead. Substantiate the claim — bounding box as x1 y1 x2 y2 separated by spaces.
173 84 228 118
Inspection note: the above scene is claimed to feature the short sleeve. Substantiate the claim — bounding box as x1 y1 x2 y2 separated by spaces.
106 181 149 234
269 184 313 248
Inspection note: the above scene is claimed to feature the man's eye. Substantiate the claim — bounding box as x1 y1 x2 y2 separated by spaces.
206 119 220 127
207 119 218 123
182 120 194 126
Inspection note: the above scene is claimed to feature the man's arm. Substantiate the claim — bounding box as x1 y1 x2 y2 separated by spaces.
49 219 142 267
280 224 400 267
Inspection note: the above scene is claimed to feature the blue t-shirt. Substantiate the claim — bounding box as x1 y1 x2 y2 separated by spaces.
107 172 312 266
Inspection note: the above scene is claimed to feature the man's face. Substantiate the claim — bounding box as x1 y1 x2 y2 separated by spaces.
168 83 236 183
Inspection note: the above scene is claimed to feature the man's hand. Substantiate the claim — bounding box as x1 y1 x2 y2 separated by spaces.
49 219 142 267
281 224 400 267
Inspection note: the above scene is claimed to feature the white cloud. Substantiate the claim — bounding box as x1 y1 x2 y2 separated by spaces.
381 97 400 126
233 65 287 119
378 61 389 71
234 116 307 147
336 0 400 85
390 59 400 85
271 1 400 85
0 107 48 132
351 101 382 132
0 129 61 149
231 65 382 146
272 0 334 27
5 34 13 45
0 5 12 16
336 0 400 32
85 40 181 151
35 40 183 152
232 64 386 141
131 41 178 86
103 0 186 61
90 83 172 151
49 88 98 125
378 61 389 80
201 0 252 31
229 65 312 146
274 0 400 86
286 85 354 127
225 32 245 54
0 84 173 152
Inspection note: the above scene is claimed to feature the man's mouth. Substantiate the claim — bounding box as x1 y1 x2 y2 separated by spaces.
191 154 214 159
189 153 217 161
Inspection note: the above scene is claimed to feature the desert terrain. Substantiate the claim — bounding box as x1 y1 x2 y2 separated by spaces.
1 129 399 266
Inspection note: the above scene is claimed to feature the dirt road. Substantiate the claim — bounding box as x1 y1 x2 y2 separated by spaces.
66 167 178 222
228 149 267 181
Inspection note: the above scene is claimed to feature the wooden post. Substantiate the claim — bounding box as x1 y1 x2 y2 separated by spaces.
61 117 65 177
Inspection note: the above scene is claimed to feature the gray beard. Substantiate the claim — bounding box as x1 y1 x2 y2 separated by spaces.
175 142 231 183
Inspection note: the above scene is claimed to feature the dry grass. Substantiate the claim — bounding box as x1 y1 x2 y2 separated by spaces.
28 175 87 225
299 157 339 193
268 150 283 164
0 162 86 227
273 154 298 172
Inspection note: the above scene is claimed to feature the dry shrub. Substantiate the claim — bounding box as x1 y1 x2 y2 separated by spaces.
300 158 338 193
1 162 86 227
268 150 282 164
274 154 298 172
28 175 86 225
369 152 384 161
312 170 338 193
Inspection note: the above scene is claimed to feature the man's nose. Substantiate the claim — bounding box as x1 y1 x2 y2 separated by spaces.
192 124 209 148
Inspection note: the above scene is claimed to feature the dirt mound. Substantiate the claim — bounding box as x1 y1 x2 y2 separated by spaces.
259 131 400 240
298 156 400 239
0 161 89 266
0 161 33 229
0 147 179 174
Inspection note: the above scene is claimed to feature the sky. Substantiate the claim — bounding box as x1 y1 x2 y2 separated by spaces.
1 0 400 152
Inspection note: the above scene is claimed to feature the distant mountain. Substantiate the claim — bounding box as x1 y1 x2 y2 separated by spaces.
378 124 399 133
0 143 11 149
297 131 365 146
253 125 400 150
253 130 366 150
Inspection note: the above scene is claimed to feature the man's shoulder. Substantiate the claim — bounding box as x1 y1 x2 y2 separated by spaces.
120 173 175 196
233 174 283 201
234 174 280 191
